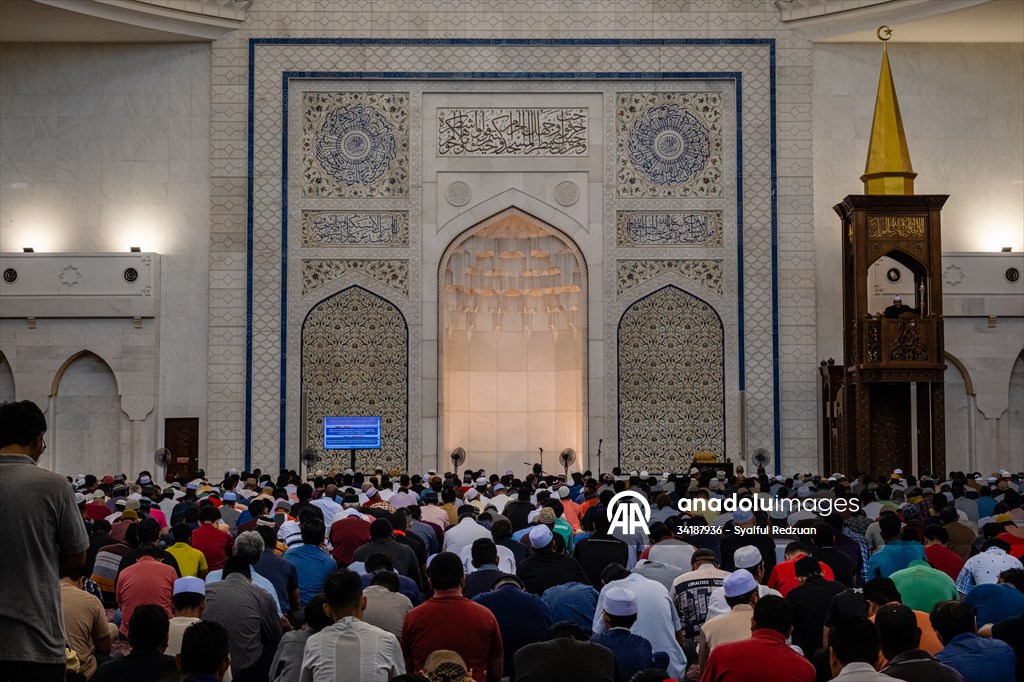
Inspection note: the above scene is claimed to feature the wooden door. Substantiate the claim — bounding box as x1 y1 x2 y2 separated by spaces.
164 418 199 481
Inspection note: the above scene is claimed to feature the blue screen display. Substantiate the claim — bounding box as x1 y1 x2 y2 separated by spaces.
323 416 381 449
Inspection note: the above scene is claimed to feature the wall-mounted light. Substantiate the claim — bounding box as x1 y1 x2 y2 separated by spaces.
22 247 33 253
1002 247 1013 252
129 246 141 253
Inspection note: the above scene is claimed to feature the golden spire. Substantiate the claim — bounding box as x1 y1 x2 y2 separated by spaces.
861 26 917 195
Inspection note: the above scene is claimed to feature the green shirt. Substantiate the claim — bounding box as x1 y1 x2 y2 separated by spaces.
890 559 959 613
554 518 575 553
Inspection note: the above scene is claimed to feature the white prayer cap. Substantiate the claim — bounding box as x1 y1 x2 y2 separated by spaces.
476 477 487 486
723 569 758 598
893 468 903 475
690 468 700 475
465 488 479 501
797 486 812 498
493 484 505 492
173 577 205 596
365 486 377 497
557 486 571 499
603 587 638 617
229 468 239 476
505 470 515 477
734 545 763 569
527 509 541 524
716 470 726 480
139 475 151 484
639 471 650 479
529 524 553 549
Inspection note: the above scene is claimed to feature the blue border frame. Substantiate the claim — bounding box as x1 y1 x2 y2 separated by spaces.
245 37 779 473
616 285 729 467
298 285 411 472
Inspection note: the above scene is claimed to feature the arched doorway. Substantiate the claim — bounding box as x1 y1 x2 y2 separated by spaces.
54 351 123 476
438 208 587 476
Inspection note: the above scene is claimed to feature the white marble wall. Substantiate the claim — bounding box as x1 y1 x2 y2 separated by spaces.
0 43 211 474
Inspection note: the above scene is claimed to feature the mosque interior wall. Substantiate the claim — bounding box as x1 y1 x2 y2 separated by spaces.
0 3 1020 479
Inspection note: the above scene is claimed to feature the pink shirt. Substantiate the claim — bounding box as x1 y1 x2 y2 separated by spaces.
116 556 176 636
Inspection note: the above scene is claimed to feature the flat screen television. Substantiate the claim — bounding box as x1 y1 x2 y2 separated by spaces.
323 416 381 450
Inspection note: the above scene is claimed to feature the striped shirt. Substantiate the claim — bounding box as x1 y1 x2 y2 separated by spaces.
300 616 405 682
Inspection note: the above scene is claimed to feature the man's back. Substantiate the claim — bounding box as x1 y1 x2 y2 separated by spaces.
301 616 404 682
573 535 628 587
91 649 177 682
517 551 589 595
700 629 815 682
0 453 89 667
513 638 615 682
868 540 925 578
787 575 845 656
283 544 337 605
204 573 282 676
934 633 1016 682
473 585 551 679
591 629 660 682
401 592 502 682
192 523 234 570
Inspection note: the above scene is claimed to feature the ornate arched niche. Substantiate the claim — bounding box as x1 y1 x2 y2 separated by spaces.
618 285 725 471
301 286 409 472
438 207 588 475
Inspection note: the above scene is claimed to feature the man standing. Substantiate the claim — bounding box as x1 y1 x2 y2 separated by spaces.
402 552 503 682
0 400 89 682
300 569 405 682
204 556 283 682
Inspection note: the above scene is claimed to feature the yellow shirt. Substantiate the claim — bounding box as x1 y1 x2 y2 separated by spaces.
166 541 208 577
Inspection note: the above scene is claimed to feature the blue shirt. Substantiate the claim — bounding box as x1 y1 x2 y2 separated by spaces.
283 544 338 605
963 582 1024 627
933 632 1016 682
541 582 599 634
473 584 552 678
976 497 997 518
591 628 668 682
254 548 298 613
867 539 925 578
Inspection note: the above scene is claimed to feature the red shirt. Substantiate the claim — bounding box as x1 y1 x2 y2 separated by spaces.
191 523 234 570
401 591 503 682
84 502 110 523
997 532 1024 560
329 516 371 566
767 556 834 597
700 629 815 682
924 543 966 581
115 556 176 636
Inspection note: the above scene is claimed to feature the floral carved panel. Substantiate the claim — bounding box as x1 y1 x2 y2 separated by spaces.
617 259 723 296
618 286 725 472
616 92 723 197
302 259 408 297
302 287 408 472
302 92 410 197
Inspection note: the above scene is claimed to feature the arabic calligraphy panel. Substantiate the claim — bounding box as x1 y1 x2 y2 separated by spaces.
303 92 410 197
616 92 723 197
616 211 724 247
301 211 409 247
438 108 588 156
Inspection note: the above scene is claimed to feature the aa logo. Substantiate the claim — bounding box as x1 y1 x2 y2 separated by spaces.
606 490 651 536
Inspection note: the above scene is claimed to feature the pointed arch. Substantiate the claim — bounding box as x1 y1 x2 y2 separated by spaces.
51 350 121 397
300 285 409 472
0 351 14 403
54 351 123 475
437 206 588 475
617 285 725 472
